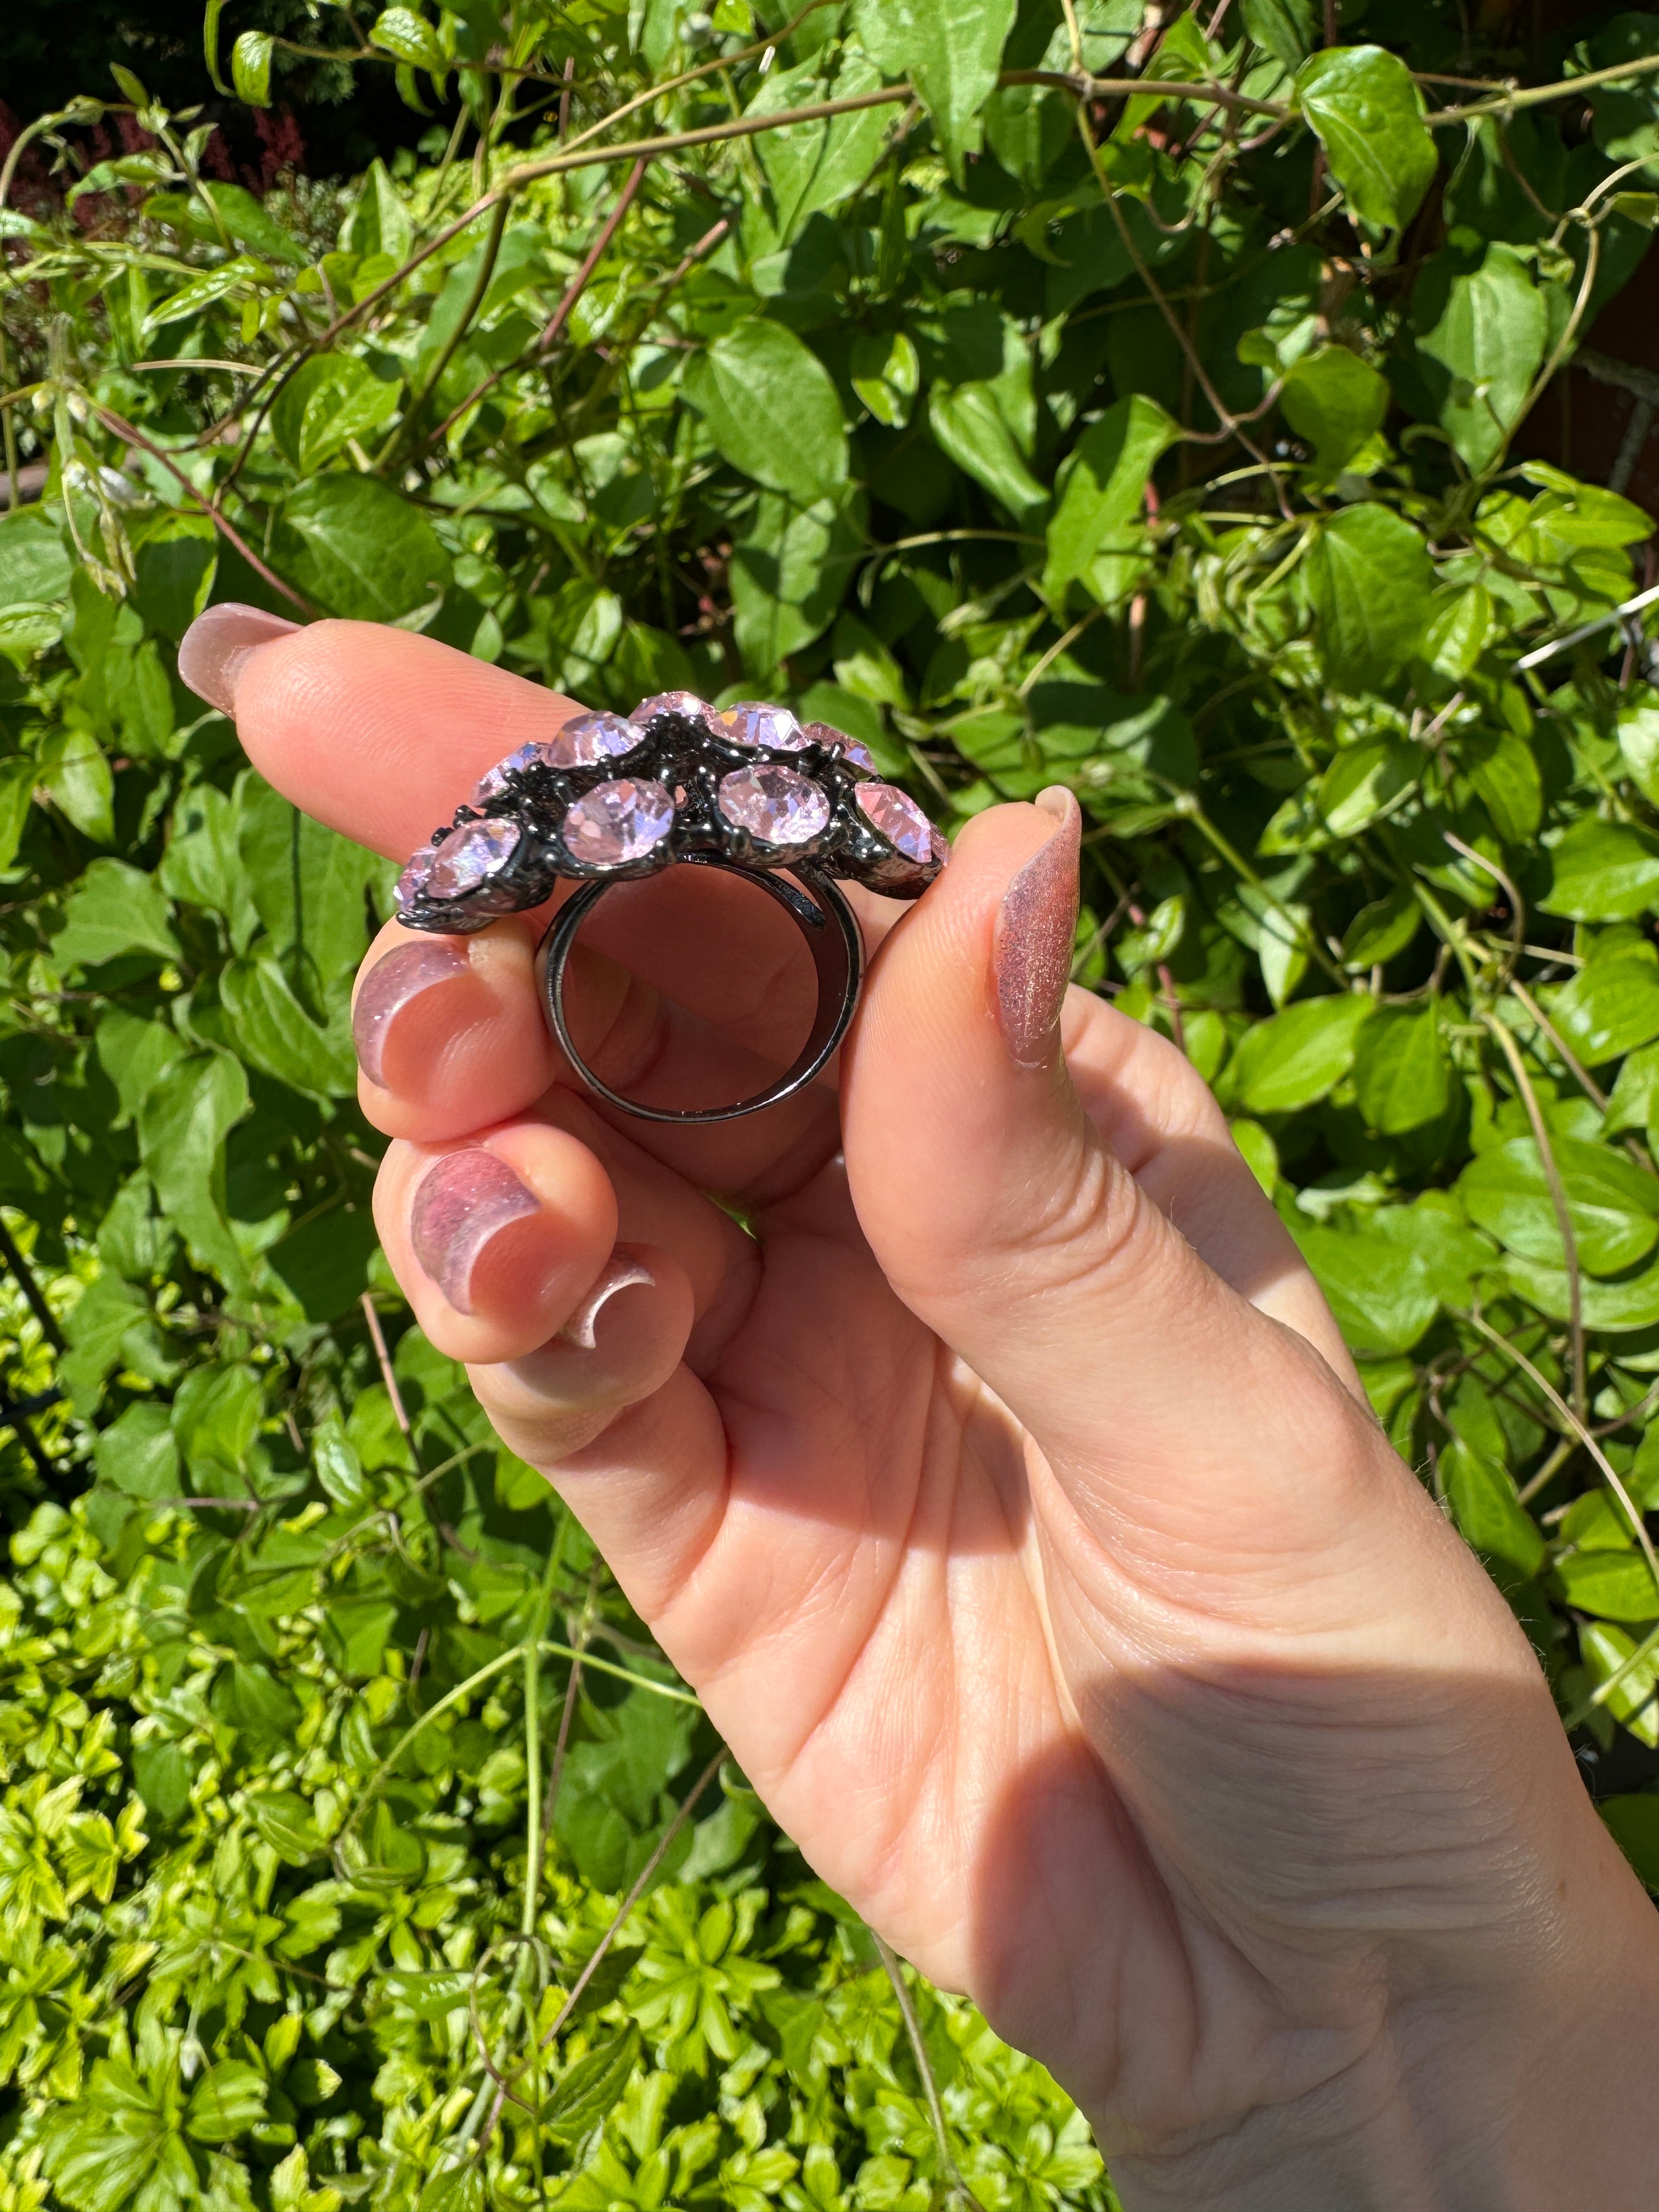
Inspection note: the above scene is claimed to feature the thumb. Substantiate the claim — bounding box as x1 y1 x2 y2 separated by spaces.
841 791 1388 1562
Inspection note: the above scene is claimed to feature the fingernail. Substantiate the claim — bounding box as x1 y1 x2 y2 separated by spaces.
177 603 301 714
994 786 1081 1069
410 1150 540 1315
558 1245 657 1350
354 940 472 1089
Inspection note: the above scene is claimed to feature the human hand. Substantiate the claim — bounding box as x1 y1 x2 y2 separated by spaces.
183 608 1659 2212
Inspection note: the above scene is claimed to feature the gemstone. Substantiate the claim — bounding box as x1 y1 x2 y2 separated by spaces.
630 691 716 732
801 719 876 771
471 714 639 803
718 765 831 847
714 701 810 752
855 781 933 862
929 826 951 868
427 816 523 899
394 845 438 908
561 778 675 866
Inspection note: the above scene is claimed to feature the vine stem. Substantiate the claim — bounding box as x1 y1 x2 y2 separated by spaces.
428 154 650 448
1464 1308 1659 1607
1481 1010 1587 1421
378 189 510 473
87 400 312 613
873 1932 984 2208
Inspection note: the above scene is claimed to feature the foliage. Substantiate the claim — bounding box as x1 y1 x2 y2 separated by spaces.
8 0 1659 2198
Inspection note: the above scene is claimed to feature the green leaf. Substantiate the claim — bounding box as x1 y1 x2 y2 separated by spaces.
1229 992 1373 1114
1042 393 1177 604
928 382 1049 525
1554 1547 1659 1622
1352 1003 1452 1133
1441 1439 1545 1575
1459 1135 1659 1274
274 476 450 622
1410 243 1548 473
1295 1218 1440 1355
850 329 920 428
1296 45 1437 231
54 860 179 971
683 322 848 503
272 356 400 473
1619 697 1659 806
541 2023 642 2141
341 159 413 263
0 507 72 606
1305 505 1432 691
220 953 357 1098
1279 346 1389 469
1541 819 1659 922
371 7 447 72
852 0 1018 177
1542 952 1659 1066
1341 884 1421 970
1466 729 1542 844
1602 1792 1659 1888
1315 737 1418 836
185 2061 268 2144
231 29 273 104
94 1402 180 1500
731 490 863 667
136 1052 252 1290
1243 0 1317 68
247 1792 326 1865
751 49 894 242
1581 1626 1659 1748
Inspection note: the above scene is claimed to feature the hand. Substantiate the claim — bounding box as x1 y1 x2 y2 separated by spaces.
183 608 1659 2212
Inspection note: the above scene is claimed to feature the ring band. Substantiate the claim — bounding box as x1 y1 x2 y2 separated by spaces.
389 691 945 1122
541 858 862 1125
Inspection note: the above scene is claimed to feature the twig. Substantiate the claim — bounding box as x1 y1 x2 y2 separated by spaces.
1515 576 1659 672
430 155 650 447
0 1218 65 1351
1465 1308 1659 1605
381 190 511 472
88 402 312 614
1481 1012 1587 1420
1508 977 1609 1111
874 1933 983 2207
359 1291 420 1463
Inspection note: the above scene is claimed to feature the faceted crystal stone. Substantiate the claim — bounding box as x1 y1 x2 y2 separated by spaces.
630 690 716 732
800 718 877 770
550 710 641 766
718 765 831 847
929 826 951 868
427 816 523 899
562 778 675 866
854 780 933 862
471 714 639 804
714 701 810 752
394 845 438 909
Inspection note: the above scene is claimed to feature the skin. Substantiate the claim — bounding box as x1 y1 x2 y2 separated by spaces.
186 612 1659 2211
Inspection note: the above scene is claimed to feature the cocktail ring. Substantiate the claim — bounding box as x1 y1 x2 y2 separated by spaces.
392 692 948 1123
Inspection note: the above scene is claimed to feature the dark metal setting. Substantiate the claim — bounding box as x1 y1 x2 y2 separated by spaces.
390 692 946 1122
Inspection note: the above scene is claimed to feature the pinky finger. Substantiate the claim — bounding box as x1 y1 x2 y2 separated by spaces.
469 1242 695 1470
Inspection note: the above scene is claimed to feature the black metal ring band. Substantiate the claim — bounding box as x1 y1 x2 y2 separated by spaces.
541 858 864 1125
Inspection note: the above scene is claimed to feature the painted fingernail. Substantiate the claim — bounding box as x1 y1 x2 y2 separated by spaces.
558 1245 657 1350
353 940 472 1088
410 1150 540 1315
994 786 1081 1069
177 603 302 714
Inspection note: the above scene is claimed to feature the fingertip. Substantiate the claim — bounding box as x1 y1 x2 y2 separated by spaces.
353 917 556 1138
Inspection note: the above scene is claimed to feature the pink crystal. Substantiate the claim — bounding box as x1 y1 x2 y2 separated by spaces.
395 846 438 907
929 827 951 868
802 720 877 771
472 714 639 803
855 781 933 862
718 765 830 847
561 778 675 866
714 701 810 752
630 691 716 732
427 816 522 899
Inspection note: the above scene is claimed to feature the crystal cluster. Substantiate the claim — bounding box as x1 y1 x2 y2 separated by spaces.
394 691 947 932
